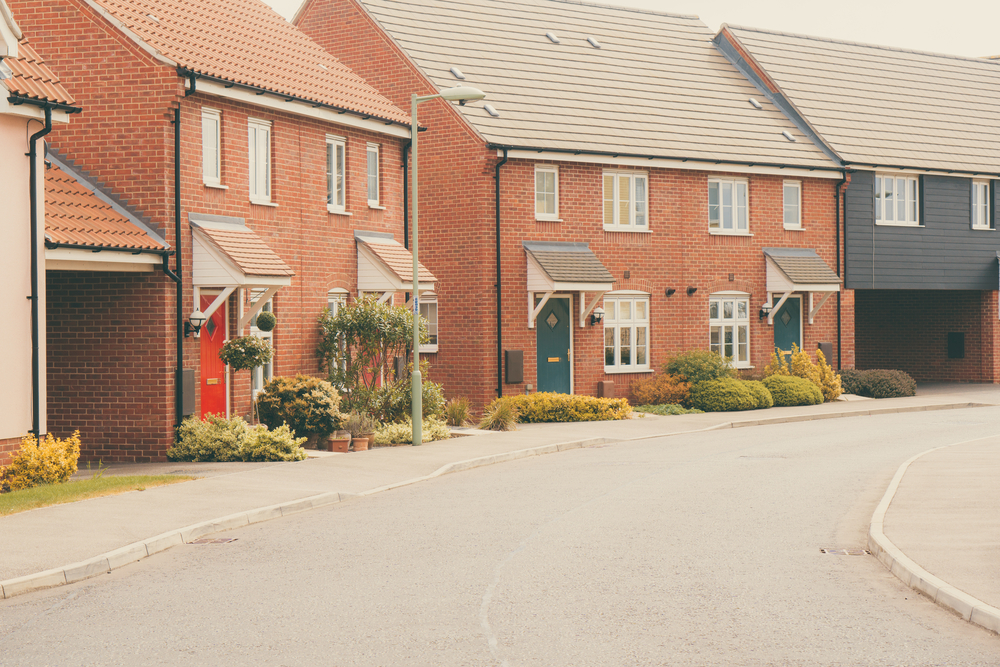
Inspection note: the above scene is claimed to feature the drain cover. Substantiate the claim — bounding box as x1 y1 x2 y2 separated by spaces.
820 548 870 555
188 538 238 545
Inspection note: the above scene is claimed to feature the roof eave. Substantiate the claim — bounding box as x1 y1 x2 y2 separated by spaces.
7 95 81 113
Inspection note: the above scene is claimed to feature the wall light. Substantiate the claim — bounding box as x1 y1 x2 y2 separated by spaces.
590 306 605 326
185 309 207 338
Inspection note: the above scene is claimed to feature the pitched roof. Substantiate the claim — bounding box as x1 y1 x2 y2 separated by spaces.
352 0 833 168
763 247 840 286
1 39 75 106
45 155 165 251
87 0 408 126
191 218 294 278
725 25 1000 174
355 231 436 283
523 241 613 284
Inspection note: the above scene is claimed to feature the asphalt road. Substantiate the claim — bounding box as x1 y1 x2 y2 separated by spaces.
2 409 999 666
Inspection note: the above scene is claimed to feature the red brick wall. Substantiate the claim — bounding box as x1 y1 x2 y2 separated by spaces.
855 289 1000 382
0 436 22 467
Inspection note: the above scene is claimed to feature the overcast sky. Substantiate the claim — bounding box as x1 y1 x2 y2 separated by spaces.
265 0 999 59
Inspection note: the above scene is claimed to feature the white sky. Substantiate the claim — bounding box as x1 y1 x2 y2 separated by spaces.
265 0 999 59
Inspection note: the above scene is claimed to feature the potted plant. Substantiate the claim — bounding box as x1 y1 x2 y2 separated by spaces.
344 412 378 451
327 430 351 452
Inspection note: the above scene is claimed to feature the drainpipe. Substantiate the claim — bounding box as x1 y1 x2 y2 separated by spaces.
835 171 847 370
27 105 52 438
495 148 508 398
172 105 184 428
402 140 410 249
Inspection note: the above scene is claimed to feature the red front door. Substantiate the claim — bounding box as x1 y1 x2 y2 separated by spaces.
200 295 227 418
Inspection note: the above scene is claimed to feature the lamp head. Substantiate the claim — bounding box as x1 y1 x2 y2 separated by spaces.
590 306 605 326
185 309 208 338
438 86 486 103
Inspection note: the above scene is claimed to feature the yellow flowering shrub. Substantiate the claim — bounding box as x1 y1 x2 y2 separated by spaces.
0 431 81 493
815 349 843 402
507 392 631 423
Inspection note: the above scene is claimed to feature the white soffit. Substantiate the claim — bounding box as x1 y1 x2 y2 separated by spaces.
45 248 160 272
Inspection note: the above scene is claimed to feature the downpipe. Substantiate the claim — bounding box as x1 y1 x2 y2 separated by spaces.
28 105 52 438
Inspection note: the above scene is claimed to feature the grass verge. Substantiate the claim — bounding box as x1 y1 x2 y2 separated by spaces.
633 404 704 416
0 475 195 516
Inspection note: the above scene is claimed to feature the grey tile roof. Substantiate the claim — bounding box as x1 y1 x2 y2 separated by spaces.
355 0 835 168
763 247 840 286
725 26 1000 174
524 241 613 284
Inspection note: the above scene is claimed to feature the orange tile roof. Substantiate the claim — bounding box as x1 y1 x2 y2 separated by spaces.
45 162 165 251
359 237 436 283
90 0 409 126
194 224 294 278
1 40 75 106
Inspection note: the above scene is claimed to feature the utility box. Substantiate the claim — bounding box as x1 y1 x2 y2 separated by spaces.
505 350 523 384
816 341 833 364
180 369 196 416
597 380 615 398
948 332 965 359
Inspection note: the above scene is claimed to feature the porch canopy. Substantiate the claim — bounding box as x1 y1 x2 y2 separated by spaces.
523 241 614 328
355 230 436 303
763 247 841 325
190 213 294 329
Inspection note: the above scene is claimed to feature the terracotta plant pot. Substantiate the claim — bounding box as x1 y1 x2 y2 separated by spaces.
351 437 369 452
326 436 350 453
360 432 375 449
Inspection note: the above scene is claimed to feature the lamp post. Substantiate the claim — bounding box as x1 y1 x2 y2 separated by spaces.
411 86 485 446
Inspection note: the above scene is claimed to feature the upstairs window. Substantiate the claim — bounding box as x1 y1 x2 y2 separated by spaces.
327 136 346 213
972 181 992 230
709 294 750 367
603 171 647 231
367 143 380 207
708 178 748 233
248 118 272 204
783 180 801 229
875 173 919 225
202 108 222 187
535 165 559 221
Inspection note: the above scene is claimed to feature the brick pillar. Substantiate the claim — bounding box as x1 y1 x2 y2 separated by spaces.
981 291 1000 383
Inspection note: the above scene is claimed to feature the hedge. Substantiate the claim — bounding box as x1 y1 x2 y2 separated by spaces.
506 393 631 423
688 378 757 412
761 375 823 407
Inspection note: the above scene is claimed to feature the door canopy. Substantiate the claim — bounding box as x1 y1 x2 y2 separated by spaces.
763 247 841 325
355 230 436 303
523 241 614 328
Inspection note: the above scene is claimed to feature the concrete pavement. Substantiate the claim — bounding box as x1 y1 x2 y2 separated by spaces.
3 383 1000 639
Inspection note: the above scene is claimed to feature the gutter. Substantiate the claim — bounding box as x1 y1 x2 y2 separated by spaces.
44 241 172 255
495 148 508 398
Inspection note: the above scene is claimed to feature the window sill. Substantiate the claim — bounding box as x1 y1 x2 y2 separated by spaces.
204 182 228 190
250 200 278 208
708 230 753 236
972 226 995 231
875 222 922 227
419 345 439 354
368 203 386 210
783 226 804 232
536 217 563 223
603 227 652 233
603 367 653 375
328 207 352 216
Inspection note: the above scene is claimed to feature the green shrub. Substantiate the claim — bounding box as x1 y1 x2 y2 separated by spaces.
254 311 276 332
168 415 306 462
218 335 273 372
744 380 774 409
343 412 379 438
344 362 445 423
663 350 735 384
762 375 823 407
444 397 471 426
373 417 451 445
687 378 756 412
479 397 519 431
629 373 691 406
0 431 81 493
863 369 917 398
255 375 344 438
839 368 866 395
507 393 631 423
633 404 704 416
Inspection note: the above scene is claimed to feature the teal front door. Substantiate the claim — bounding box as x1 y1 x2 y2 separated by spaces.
773 296 802 356
536 297 571 394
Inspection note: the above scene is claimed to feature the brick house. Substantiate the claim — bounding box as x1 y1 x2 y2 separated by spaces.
8 0 417 461
0 1 78 464
296 0 855 408
719 26 1000 382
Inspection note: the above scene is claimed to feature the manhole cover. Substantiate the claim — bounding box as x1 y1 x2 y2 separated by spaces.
188 538 238 545
820 548 870 555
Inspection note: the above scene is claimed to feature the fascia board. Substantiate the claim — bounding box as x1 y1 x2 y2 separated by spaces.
849 165 1000 180
45 248 160 270
552 280 615 292
78 0 176 68
501 150 843 180
195 79 410 140
242 275 293 288
0 96 70 122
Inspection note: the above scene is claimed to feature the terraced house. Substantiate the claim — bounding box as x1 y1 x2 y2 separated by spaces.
7 0 418 461
718 26 1000 382
296 0 855 408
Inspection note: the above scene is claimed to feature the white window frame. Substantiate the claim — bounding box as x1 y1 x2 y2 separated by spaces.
535 164 559 221
603 170 648 231
249 293 273 398
418 292 438 354
972 180 992 230
709 292 751 368
783 180 801 230
603 292 650 373
874 173 919 226
326 135 346 214
248 118 272 204
202 107 222 187
366 142 380 208
708 178 749 234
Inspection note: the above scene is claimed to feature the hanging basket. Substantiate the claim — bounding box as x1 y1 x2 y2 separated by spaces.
255 311 276 332
219 336 273 372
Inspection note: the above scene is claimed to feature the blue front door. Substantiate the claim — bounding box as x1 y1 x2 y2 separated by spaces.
536 298 571 394
773 296 802 355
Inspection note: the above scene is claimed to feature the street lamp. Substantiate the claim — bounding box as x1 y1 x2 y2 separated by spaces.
411 86 485 446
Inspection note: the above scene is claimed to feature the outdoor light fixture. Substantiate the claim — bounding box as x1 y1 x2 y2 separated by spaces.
410 84 486 446
686 286 698 296
665 287 676 297
590 306 605 326
185 309 207 338
759 303 773 320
